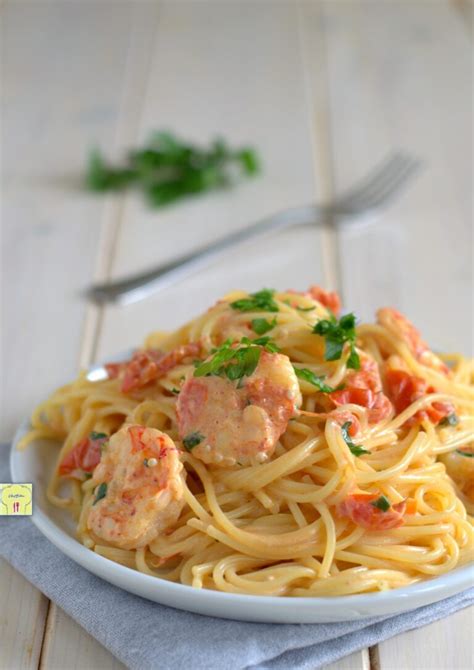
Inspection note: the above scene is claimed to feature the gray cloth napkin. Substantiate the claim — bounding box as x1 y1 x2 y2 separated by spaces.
1 446 472 670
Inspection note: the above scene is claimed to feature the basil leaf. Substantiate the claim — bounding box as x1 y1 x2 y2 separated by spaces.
183 432 205 451
439 413 459 427
230 289 279 313
293 366 336 393
93 482 108 505
89 431 107 441
456 449 474 458
251 317 277 335
370 495 391 512
313 312 360 369
340 421 371 456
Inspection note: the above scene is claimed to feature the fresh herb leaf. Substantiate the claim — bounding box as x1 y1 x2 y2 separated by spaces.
84 473 93 480
183 432 205 451
93 482 108 505
171 387 180 394
194 336 279 386
340 421 371 456
293 366 337 393
313 312 360 369
230 289 279 313
439 413 459 427
86 132 260 208
251 317 277 335
296 306 315 312
456 449 474 458
90 431 108 441
370 495 391 512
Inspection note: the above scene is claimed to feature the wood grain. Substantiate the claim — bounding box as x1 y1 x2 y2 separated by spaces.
0 562 49 670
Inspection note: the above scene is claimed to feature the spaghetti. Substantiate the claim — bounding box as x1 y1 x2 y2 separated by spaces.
19 287 474 596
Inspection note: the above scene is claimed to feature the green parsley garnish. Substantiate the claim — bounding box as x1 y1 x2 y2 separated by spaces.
230 289 279 313
340 421 371 457
251 317 277 335
296 306 315 312
313 313 360 369
293 366 337 393
194 337 279 385
86 132 260 208
183 432 205 451
370 495 391 512
84 473 93 480
456 449 474 458
171 387 180 394
89 431 107 441
93 482 108 505
439 413 459 427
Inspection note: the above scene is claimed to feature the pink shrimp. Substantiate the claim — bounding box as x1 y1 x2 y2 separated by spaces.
176 350 301 467
377 308 450 376
87 425 185 549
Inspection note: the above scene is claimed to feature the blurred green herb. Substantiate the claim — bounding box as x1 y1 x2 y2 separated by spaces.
86 132 260 207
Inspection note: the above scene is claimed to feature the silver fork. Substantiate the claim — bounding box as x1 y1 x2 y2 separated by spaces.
86 152 421 306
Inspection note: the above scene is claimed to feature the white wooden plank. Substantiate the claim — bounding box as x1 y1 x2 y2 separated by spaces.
1 1 139 668
39 606 125 670
318 0 472 353
0 561 49 670
95 0 328 361
308 2 472 669
1 0 135 440
377 606 474 670
323 649 371 670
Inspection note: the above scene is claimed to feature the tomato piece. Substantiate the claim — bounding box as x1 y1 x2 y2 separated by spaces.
307 286 342 316
337 492 406 530
384 369 454 425
58 433 107 478
328 410 361 437
105 343 201 393
330 355 393 423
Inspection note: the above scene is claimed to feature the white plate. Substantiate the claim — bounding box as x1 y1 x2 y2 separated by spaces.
10 395 474 624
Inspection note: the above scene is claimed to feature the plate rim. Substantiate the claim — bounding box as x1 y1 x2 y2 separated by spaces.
9 366 474 622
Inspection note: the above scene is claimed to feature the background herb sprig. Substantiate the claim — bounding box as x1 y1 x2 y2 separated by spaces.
86 131 260 207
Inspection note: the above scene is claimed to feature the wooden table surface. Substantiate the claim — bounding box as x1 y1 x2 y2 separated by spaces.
1 1 473 669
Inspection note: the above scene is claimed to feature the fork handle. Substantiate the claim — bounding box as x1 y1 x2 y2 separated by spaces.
86 203 323 305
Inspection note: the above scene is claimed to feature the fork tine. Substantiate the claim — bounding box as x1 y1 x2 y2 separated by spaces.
333 153 408 209
334 153 421 214
356 159 422 212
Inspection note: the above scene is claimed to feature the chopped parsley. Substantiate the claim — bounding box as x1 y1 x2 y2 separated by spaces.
89 431 108 441
296 305 315 312
183 432 205 451
171 387 180 394
230 288 279 313
293 366 337 393
93 482 108 505
251 317 277 335
370 495 391 512
439 413 459 427
194 337 279 385
313 313 360 369
86 132 260 208
456 449 474 458
341 421 370 456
